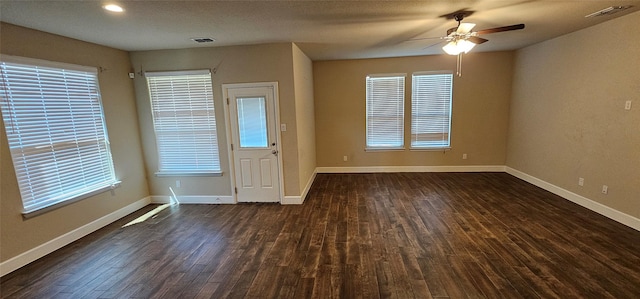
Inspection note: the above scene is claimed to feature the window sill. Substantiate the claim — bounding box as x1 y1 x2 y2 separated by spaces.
155 172 223 177
365 147 405 152
409 147 451 151
22 181 121 219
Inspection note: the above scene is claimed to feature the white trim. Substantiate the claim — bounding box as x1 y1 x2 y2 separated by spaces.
506 167 640 231
145 69 211 77
154 172 223 177
316 165 506 173
413 70 454 76
300 169 318 203
150 195 235 204
282 196 303 205
408 147 452 151
221 85 237 203
282 169 318 205
0 197 151 277
366 73 407 78
1 54 97 73
364 147 405 152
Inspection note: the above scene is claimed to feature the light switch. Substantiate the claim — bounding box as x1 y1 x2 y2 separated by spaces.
280 124 287 132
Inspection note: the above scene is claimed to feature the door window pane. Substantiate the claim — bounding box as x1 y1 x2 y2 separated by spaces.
237 97 268 148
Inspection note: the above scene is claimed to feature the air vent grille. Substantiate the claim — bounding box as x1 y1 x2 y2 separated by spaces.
191 37 216 43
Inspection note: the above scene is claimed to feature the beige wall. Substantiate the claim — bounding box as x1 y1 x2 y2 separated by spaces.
129 43 304 197
507 11 640 218
0 23 149 261
292 43 317 193
313 52 514 167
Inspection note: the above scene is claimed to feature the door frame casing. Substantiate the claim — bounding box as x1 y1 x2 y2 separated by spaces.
222 82 284 203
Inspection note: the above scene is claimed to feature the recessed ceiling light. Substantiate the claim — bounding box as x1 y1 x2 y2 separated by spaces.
103 4 124 13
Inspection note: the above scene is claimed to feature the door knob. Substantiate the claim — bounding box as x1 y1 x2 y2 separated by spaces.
272 150 278 156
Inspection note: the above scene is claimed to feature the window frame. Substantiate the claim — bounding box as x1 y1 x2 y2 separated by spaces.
365 73 406 151
145 70 222 176
410 71 454 150
0 55 119 217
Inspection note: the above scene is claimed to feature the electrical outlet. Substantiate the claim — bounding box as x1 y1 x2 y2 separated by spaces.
176 180 181 188
343 155 348 162
625 100 632 110
601 185 608 194
462 153 468 160
578 177 584 186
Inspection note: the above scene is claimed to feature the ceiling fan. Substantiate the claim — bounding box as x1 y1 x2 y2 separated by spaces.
438 13 525 55
414 12 525 76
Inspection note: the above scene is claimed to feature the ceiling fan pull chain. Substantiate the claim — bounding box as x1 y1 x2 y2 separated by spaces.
456 53 463 77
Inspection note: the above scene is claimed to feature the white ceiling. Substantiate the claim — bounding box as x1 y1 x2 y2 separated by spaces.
1 0 638 61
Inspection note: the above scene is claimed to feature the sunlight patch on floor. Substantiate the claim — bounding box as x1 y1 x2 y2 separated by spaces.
122 203 173 228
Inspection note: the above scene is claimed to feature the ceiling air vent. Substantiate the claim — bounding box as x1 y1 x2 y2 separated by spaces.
585 6 633 18
191 37 216 43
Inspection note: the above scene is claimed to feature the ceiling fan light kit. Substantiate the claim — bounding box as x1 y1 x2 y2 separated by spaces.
442 39 476 55
427 12 526 76
439 13 524 56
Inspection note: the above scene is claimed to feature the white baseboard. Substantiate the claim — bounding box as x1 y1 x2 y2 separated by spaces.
150 195 235 204
281 196 302 205
506 167 640 231
316 165 506 173
281 169 318 205
0 197 151 277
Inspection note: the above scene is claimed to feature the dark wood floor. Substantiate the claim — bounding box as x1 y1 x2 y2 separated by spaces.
2 173 640 298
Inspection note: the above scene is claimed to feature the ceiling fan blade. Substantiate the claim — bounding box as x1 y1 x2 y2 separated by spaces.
407 36 444 42
467 36 489 44
476 24 525 35
422 40 445 50
456 23 476 34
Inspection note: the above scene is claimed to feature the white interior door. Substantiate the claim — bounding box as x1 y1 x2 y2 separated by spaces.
225 84 281 202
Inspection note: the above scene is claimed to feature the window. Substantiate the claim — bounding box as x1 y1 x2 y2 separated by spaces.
411 72 453 149
365 74 405 149
146 70 221 175
0 56 118 215
236 96 268 148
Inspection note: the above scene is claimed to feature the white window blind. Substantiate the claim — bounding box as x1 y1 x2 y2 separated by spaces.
146 70 220 175
0 56 118 215
237 97 268 148
411 72 453 149
366 74 405 149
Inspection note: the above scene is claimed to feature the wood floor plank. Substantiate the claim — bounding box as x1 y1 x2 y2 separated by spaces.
2 172 640 298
